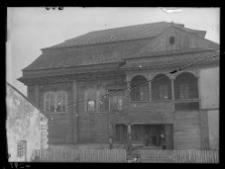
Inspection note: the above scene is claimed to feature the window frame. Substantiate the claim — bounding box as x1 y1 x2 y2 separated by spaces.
98 89 109 112
44 91 55 113
130 75 149 102
179 84 189 99
84 88 110 112
174 72 199 100
17 140 26 158
55 90 68 113
158 84 169 100
85 88 97 112
109 89 124 111
152 74 172 101
44 90 68 113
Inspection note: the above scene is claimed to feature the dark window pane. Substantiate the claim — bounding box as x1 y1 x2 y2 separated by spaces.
130 75 149 101
170 36 175 44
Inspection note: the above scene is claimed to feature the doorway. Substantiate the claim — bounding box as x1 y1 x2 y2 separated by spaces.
115 124 127 143
131 124 173 149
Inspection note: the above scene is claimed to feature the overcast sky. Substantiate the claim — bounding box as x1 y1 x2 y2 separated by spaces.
7 7 220 96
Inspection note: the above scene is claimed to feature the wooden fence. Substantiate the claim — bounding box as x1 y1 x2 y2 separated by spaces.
39 146 126 162
137 150 219 163
38 146 219 163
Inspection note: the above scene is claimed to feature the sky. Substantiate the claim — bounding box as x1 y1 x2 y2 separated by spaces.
7 7 220 96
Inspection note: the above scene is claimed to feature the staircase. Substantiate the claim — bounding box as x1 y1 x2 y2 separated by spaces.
126 145 162 162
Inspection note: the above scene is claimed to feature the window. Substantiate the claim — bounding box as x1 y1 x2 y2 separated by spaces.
179 84 189 99
159 85 169 100
175 72 198 100
152 74 171 100
109 90 123 111
98 89 109 112
86 89 97 111
17 140 26 158
44 91 67 113
56 91 67 112
170 36 175 45
84 88 109 112
44 92 55 112
130 75 149 101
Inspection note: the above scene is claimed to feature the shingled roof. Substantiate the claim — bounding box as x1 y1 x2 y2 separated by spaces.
21 21 218 74
46 21 205 49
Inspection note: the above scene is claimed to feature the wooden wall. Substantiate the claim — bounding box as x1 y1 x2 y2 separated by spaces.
27 67 209 149
76 80 109 143
145 26 218 53
173 111 201 150
37 82 74 144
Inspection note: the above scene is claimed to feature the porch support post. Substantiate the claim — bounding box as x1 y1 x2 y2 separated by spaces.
148 73 152 101
127 124 132 143
170 74 175 101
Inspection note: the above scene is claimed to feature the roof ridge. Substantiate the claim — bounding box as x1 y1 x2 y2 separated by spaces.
89 21 169 33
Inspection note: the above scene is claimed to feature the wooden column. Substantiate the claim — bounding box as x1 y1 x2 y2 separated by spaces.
72 80 78 144
127 124 132 143
196 68 201 109
126 73 130 101
149 73 152 101
34 84 39 107
170 74 175 101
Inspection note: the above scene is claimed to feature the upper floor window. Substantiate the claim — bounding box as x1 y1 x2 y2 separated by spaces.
169 36 175 45
98 89 109 112
44 91 67 113
56 91 67 112
44 92 55 112
130 75 149 101
175 72 198 100
84 88 109 112
159 85 169 100
109 90 123 111
179 84 189 99
152 74 171 100
85 89 97 112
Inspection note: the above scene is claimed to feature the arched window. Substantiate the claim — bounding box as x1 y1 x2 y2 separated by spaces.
44 92 55 112
175 72 199 99
152 74 171 100
44 91 67 113
130 75 149 101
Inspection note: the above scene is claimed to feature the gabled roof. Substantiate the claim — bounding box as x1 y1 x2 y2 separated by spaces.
20 21 219 80
23 38 151 70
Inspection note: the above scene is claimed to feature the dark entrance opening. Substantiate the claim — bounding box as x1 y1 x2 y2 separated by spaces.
131 124 173 149
115 124 127 143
